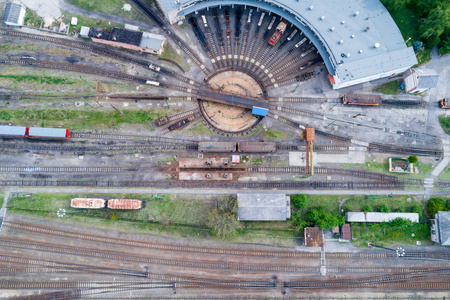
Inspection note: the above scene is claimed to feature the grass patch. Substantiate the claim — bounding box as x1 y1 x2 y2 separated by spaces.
0 193 4 209
262 129 289 140
62 11 125 34
0 108 170 130
343 195 424 213
351 222 431 247
160 43 190 71
0 75 75 85
251 158 263 163
24 7 43 28
437 167 450 181
66 0 138 20
439 116 450 135
188 123 217 136
374 80 401 95
340 160 433 180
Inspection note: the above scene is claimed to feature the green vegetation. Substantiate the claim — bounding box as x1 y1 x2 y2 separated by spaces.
374 80 401 95
0 108 170 130
408 155 418 164
206 197 242 238
380 0 450 57
161 43 191 71
188 123 217 136
262 129 289 140
66 0 138 20
0 75 75 85
24 7 43 28
439 116 450 135
62 11 125 35
251 158 263 163
379 204 390 213
292 194 308 210
437 167 450 181
427 197 450 216
342 195 424 214
362 205 373 213
307 207 345 229
351 219 431 247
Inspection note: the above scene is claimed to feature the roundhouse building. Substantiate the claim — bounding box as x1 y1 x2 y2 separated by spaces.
156 0 417 89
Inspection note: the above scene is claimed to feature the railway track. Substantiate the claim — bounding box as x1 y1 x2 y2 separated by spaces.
0 166 160 173
70 132 197 144
165 108 201 123
0 179 405 189
0 29 198 87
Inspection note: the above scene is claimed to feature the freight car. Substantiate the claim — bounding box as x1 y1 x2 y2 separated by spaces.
71 198 106 209
168 118 190 131
155 116 169 126
440 98 449 108
342 94 381 105
107 199 142 210
237 142 276 153
0 125 70 139
28 127 70 139
198 141 236 152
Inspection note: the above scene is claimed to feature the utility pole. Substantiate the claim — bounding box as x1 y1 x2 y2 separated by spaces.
110 104 123 115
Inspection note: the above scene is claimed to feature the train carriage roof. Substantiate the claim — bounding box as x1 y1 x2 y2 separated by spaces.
0 125 27 136
28 127 67 138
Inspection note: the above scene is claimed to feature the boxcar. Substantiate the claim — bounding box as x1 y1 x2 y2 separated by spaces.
168 118 190 131
70 198 106 209
440 98 449 108
0 125 28 137
107 199 142 210
28 127 70 139
342 94 381 105
198 142 236 152
238 142 276 153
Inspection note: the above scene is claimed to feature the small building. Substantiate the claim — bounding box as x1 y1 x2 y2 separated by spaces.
89 27 165 55
341 224 351 241
403 69 439 94
304 227 323 247
389 157 413 173
346 212 419 223
1 2 26 27
237 193 290 221
430 211 450 245
80 26 90 38
71 17 78 26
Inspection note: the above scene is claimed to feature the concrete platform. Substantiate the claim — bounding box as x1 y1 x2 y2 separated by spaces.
289 151 366 166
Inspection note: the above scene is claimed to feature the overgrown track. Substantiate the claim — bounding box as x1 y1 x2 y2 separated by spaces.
70 132 197 144
0 29 198 86
0 166 160 173
0 180 404 189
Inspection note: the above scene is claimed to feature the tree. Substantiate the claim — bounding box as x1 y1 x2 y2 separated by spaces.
292 194 308 210
207 209 242 238
419 5 450 45
397 206 406 212
427 198 448 216
362 205 373 213
379 204 390 213
307 207 345 230
380 0 411 11
408 155 418 164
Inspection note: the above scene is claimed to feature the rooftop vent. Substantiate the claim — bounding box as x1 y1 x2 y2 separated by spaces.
359 50 363 53
365 27 370 31
346 53 351 57
223 173 228 178
354 11 359 16
339 40 344 44
341 20 345 24
206 173 211 178
351 34 355 38
224 160 229 165
309 5 313 10
330 27 335 31
374 43 380 48
320 16 325 20
206 160 211 165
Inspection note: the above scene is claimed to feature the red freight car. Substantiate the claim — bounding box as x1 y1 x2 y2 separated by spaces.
237 142 276 153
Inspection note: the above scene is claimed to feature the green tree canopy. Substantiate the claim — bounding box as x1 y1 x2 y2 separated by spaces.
379 204 390 213
292 194 308 210
307 207 345 229
207 210 242 238
427 198 449 216
407 155 418 164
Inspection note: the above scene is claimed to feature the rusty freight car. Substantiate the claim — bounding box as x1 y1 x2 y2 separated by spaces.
342 94 381 105
107 199 142 210
238 142 276 153
168 118 190 131
70 198 106 209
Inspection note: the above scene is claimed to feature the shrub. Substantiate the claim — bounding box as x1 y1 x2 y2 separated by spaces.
427 198 448 216
207 209 242 238
362 205 373 213
292 194 308 210
397 206 406 212
307 207 345 229
408 155 418 164
379 204 390 213
110 212 118 220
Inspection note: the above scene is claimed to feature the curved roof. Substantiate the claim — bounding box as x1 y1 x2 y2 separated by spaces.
159 0 417 89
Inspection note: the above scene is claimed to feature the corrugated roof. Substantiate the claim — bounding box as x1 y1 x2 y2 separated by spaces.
2 3 25 26
110 28 143 46
0 125 27 136
139 33 164 51
28 127 67 138
437 211 450 245
237 193 289 221
346 212 419 223
107 199 142 210
71 198 106 209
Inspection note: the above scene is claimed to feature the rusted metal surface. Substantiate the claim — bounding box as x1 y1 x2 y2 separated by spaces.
238 142 276 153
107 199 142 210
70 198 106 209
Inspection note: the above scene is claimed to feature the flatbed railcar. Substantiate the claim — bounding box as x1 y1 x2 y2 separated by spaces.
440 98 449 108
155 116 169 126
0 125 28 137
107 199 142 210
238 142 276 153
168 118 190 131
198 142 236 152
342 94 381 106
28 127 70 139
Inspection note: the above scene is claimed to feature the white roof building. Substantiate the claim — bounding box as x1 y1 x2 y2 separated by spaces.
403 69 439 94
346 212 419 223
431 211 450 246
2 2 26 27
156 0 417 89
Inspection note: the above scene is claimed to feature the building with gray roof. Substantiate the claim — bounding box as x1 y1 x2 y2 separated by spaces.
346 212 419 223
431 211 450 246
156 0 417 89
403 69 439 94
237 193 290 221
2 2 26 27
